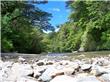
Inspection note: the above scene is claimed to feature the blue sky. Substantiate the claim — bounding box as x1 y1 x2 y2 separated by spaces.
37 1 70 32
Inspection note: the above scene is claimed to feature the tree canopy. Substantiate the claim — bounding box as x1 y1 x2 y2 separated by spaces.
1 1 110 53
1 1 54 53
48 1 110 52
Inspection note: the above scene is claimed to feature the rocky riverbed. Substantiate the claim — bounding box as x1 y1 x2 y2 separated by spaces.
1 53 110 82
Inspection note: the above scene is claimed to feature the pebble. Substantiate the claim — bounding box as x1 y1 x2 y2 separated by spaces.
1 56 110 82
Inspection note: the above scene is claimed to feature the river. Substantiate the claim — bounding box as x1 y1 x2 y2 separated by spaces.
1 51 110 61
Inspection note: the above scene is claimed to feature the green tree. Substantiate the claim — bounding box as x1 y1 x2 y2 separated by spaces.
66 1 110 51
1 1 54 53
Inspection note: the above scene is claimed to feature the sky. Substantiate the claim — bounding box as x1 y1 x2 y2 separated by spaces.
37 1 71 32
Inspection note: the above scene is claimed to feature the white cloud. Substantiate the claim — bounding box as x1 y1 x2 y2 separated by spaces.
55 28 60 32
52 8 61 12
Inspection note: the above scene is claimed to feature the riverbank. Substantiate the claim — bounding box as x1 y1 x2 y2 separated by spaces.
1 51 110 61
0 51 110 82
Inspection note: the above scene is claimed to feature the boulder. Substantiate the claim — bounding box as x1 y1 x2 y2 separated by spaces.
16 76 39 82
33 65 47 78
50 75 77 82
18 56 26 63
67 62 79 69
97 57 110 66
81 64 92 72
63 67 75 75
11 63 33 77
36 59 48 66
38 66 57 82
1 67 16 82
75 73 88 78
50 70 64 78
77 76 100 82
99 73 110 82
59 60 71 65
33 71 41 79
91 65 107 76
37 62 44 66
2 61 13 69
46 60 54 65
50 66 75 77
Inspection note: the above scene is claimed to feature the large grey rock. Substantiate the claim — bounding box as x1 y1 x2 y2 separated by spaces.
81 64 92 72
16 76 38 82
77 76 100 82
1 67 16 82
67 62 79 69
2 61 13 69
59 60 71 65
75 73 88 78
38 66 57 81
36 59 48 66
50 65 75 77
50 75 77 82
63 67 75 75
37 62 44 66
91 65 107 76
18 56 26 63
97 57 110 66
46 60 54 65
99 73 110 82
11 63 33 77
33 66 46 78
1 63 33 82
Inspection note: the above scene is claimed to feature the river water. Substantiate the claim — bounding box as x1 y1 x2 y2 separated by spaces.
1 51 110 61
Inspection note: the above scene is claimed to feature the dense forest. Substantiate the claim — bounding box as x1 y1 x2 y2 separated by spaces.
1 1 110 54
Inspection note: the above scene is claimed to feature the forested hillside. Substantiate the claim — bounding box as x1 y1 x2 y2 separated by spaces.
1 1 110 53
49 1 110 52
1 1 55 53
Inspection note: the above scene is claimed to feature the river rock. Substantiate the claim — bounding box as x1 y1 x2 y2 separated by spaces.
36 59 48 66
2 61 13 69
91 65 107 76
99 73 110 82
75 73 88 78
37 62 44 66
59 60 71 65
0 61 3 70
77 76 100 82
33 66 47 78
63 67 75 75
18 56 26 63
46 60 54 65
38 66 57 82
1 67 15 82
81 64 92 72
50 66 75 77
97 57 110 66
11 63 33 77
16 76 39 82
34 65 46 72
33 71 41 78
50 75 77 82
50 70 64 78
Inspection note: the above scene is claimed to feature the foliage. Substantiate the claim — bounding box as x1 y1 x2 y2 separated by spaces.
49 1 110 52
1 1 110 53
67 1 110 51
1 1 53 53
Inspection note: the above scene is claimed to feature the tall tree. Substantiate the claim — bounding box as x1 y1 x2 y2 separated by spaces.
67 1 110 51
1 1 54 53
